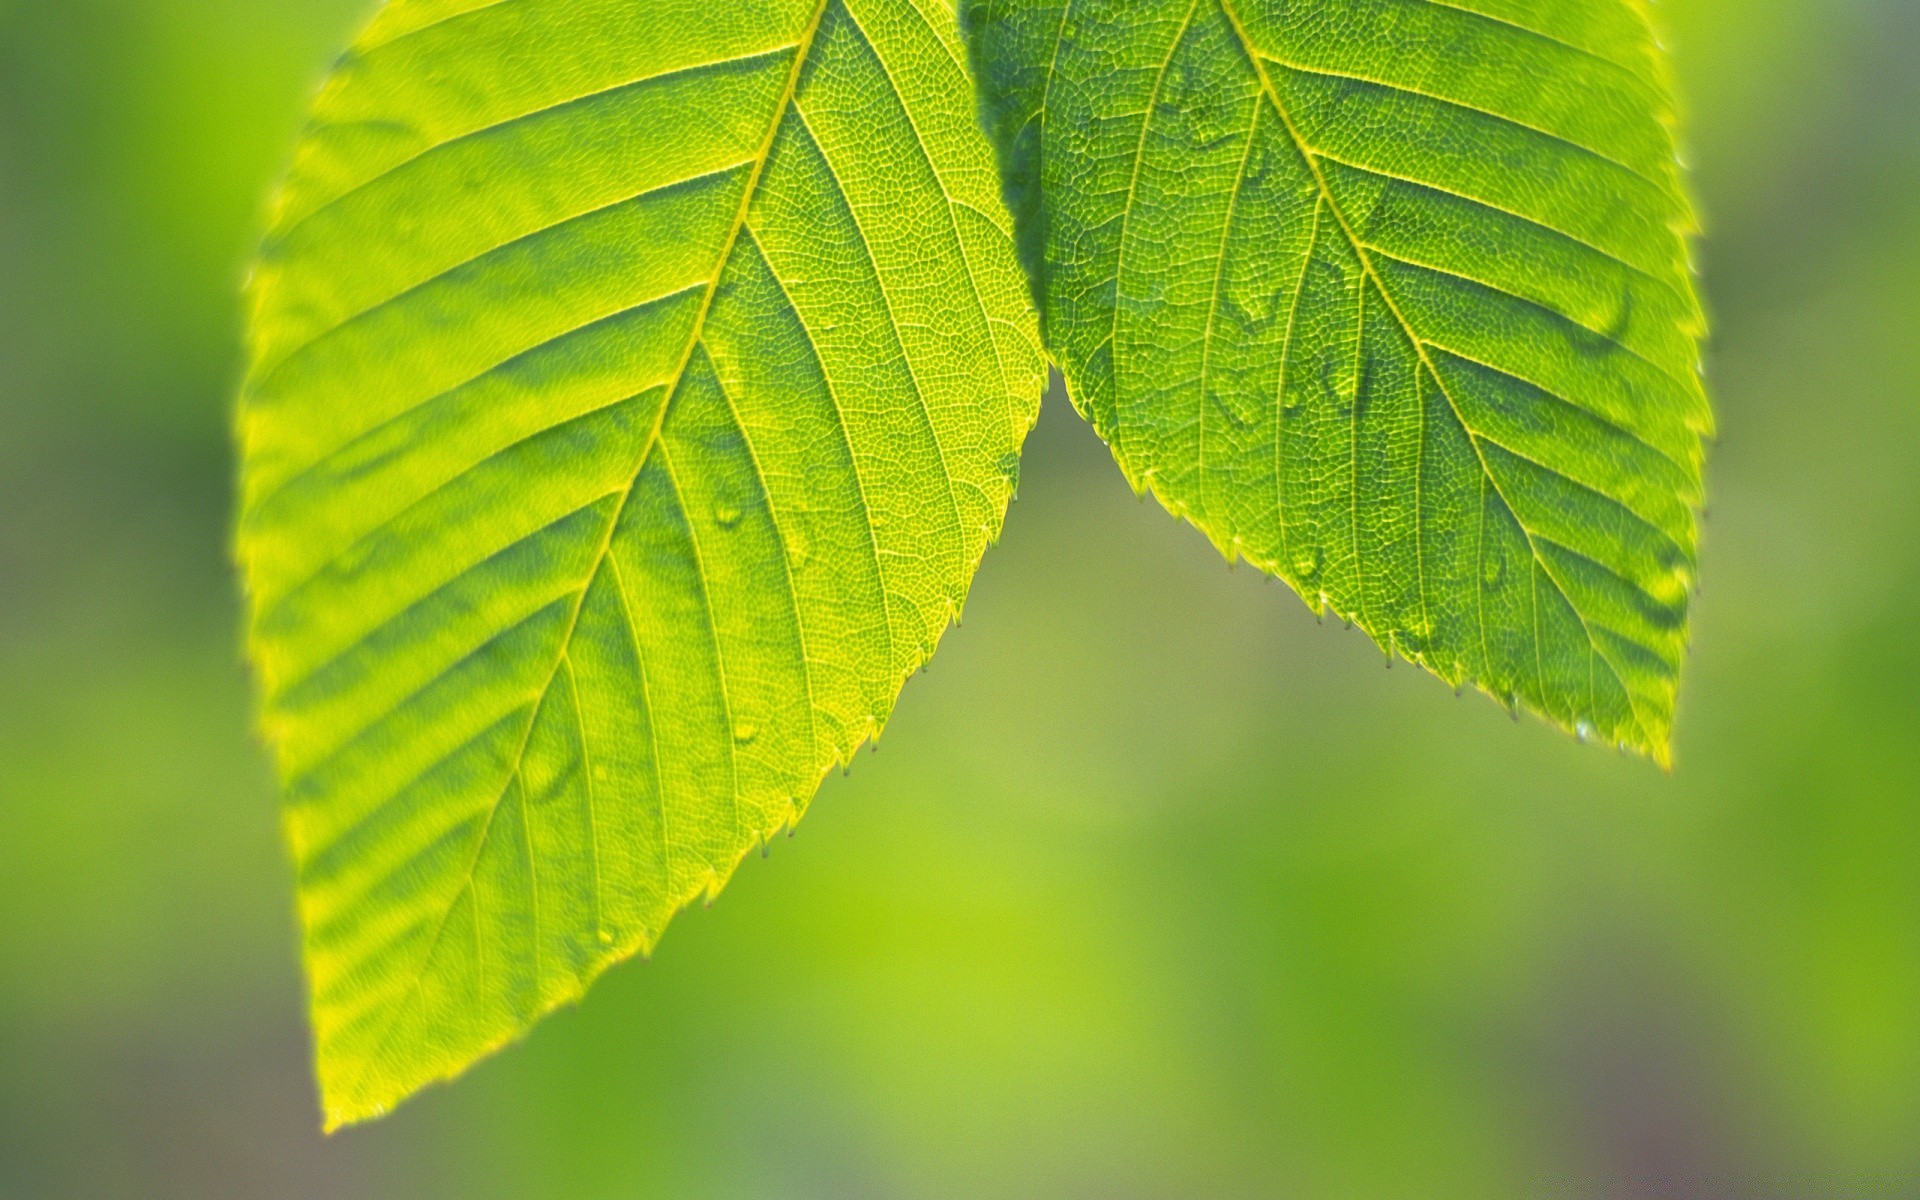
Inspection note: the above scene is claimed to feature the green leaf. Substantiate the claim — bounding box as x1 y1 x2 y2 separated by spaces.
237 0 1043 1128
963 0 1710 760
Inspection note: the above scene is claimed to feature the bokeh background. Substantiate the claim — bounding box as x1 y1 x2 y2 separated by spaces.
2 0 1916 1195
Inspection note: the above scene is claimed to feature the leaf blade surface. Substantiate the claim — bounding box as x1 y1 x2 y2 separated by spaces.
238 0 1044 1128
964 0 1709 757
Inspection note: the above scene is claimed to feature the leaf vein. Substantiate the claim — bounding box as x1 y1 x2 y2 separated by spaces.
1260 54 1666 190
270 41 798 250
258 160 750 389
656 438 746 853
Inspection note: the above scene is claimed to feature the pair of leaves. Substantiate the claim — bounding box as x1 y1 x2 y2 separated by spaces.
236 0 1707 1127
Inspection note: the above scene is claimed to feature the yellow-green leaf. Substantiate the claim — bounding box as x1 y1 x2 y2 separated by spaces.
964 0 1710 760
238 0 1043 1128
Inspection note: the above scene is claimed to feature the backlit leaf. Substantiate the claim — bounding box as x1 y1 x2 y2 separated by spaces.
963 0 1710 760
237 0 1043 1128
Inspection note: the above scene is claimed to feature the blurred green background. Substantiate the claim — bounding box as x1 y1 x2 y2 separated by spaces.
2 0 1916 1194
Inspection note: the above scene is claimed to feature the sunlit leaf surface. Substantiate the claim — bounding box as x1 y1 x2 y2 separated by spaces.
237 0 1043 1128
965 0 1710 759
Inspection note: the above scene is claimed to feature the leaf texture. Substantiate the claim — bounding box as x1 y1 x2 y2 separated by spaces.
964 0 1710 759
237 0 1044 1128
